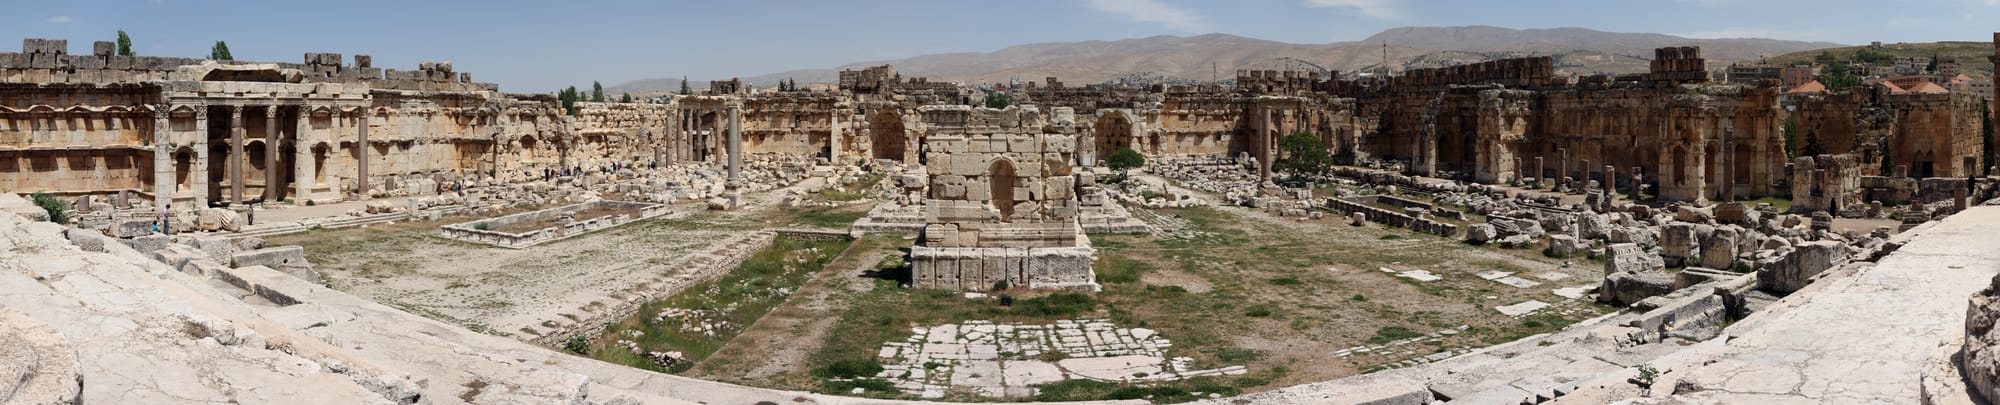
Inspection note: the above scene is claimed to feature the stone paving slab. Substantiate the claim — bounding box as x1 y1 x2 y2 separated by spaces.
1667 206 2000 403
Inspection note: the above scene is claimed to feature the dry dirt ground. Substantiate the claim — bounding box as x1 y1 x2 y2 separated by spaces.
263 178 838 338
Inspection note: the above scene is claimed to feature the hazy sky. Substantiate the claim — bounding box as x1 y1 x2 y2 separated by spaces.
6 0 1999 92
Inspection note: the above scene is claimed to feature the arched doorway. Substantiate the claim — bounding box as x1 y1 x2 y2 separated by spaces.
311 142 329 187
173 146 194 194
1095 113 1135 161
519 135 539 164
989 159 1017 221
1732 144 1752 186
870 111 906 162
1702 143 1718 199
1670 145 1688 186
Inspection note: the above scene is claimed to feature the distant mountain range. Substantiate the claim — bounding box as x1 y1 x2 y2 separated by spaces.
606 26 1845 95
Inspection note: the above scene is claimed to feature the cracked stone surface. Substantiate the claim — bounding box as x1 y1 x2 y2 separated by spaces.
1667 206 2000 403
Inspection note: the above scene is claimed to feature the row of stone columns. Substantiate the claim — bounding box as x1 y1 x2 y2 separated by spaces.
147 104 373 208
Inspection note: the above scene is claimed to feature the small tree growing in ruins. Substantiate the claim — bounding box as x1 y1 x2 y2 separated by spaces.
30 193 69 225
620 92 632 103
115 30 134 56
557 86 580 116
1782 118 1799 159
678 76 691 95
1801 128 1827 157
1274 132 1334 181
983 92 1010 109
590 81 605 102
1105 147 1145 171
208 41 232 61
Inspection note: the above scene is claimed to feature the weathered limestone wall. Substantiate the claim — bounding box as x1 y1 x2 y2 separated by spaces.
1885 92 1985 178
740 93 841 156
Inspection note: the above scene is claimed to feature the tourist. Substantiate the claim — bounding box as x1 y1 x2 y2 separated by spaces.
158 204 170 235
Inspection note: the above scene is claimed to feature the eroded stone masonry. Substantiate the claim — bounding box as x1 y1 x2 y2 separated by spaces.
8 32 2000 405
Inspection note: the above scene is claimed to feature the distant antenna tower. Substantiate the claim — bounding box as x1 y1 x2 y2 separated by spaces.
1381 40 1389 75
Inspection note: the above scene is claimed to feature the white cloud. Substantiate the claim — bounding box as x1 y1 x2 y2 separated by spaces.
1085 0 1208 33
1303 0 1401 19
46 16 73 24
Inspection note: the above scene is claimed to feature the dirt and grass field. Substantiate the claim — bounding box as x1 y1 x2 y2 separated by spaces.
609 193 1606 401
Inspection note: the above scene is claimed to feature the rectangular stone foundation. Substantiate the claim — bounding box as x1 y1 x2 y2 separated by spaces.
911 245 1098 292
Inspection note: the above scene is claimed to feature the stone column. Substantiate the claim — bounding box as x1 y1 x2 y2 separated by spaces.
1722 138 1736 202
1258 109 1274 182
264 106 280 202
193 108 210 207
1557 147 1568 192
828 109 842 163
152 106 172 209
357 109 370 196
1580 159 1591 190
726 104 742 189
230 105 245 204
1535 156 1545 188
294 107 312 201
1631 166 1644 200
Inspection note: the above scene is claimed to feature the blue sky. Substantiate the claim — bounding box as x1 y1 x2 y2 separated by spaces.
7 0 2000 92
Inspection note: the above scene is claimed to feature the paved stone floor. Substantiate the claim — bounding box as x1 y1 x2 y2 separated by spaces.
874 319 1246 398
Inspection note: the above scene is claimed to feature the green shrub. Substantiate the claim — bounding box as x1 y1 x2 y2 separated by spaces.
1367 326 1423 344
1105 148 1146 171
1244 306 1273 317
1266 277 1302 286
1012 293 1095 317
563 335 590 355
474 222 492 231
1351 294 1368 302
30 193 68 224
811 358 884 379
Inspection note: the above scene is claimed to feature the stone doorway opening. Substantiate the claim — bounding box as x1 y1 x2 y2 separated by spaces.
989 159 1017 221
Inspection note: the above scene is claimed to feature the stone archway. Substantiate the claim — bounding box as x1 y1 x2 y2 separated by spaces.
870 111 907 162
1703 142 1719 199
1095 113 1134 161
1671 145 1689 186
989 159 1017 222
173 146 195 194
311 142 330 188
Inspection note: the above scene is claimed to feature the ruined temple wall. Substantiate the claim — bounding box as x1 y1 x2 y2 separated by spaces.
1156 94 1248 156
1885 93 1984 178
0 84 162 195
740 94 840 156
1785 93 1867 155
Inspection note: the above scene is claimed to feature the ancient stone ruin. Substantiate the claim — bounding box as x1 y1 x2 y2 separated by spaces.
4 27 2000 405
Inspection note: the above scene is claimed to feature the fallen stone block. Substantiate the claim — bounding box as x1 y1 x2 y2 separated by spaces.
1756 240 1849 294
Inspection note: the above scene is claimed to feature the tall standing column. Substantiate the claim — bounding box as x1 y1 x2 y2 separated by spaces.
264 106 280 202
1722 138 1736 202
727 104 742 189
152 106 173 209
1556 147 1568 192
829 109 842 163
230 105 245 204
294 107 313 201
357 109 370 197
193 108 210 207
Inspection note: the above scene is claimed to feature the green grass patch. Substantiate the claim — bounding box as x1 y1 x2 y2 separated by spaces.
1098 255 1145 284
791 206 867 229
589 237 851 373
